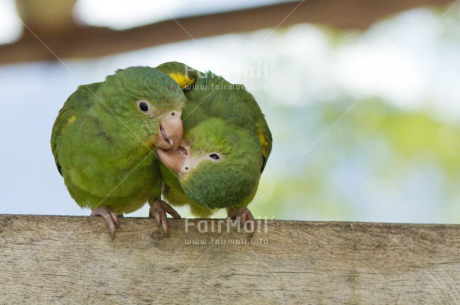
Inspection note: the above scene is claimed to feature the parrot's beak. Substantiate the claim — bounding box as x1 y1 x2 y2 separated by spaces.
158 141 191 175
155 114 183 151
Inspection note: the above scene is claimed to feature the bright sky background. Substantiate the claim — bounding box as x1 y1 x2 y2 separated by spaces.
74 0 285 29
0 0 22 43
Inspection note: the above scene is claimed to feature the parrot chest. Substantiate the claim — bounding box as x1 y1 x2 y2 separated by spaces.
61 135 158 212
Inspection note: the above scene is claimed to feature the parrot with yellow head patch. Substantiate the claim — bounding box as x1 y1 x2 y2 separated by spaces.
156 62 272 235
51 66 185 238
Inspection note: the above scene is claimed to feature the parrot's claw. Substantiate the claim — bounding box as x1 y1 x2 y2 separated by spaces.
227 207 255 238
149 200 181 237
91 206 119 239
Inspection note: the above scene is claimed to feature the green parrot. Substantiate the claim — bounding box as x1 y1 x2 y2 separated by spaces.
156 62 272 235
51 66 185 238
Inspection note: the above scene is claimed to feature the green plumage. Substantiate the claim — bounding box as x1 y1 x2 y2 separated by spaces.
157 62 272 217
51 67 185 214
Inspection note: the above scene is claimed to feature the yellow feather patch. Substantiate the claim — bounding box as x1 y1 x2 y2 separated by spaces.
168 72 195 89
145 135 157 149
257 125 269 157
68 115 77 124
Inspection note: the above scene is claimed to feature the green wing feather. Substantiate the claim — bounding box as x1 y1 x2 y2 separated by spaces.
257 116 272 173
51 83 100 176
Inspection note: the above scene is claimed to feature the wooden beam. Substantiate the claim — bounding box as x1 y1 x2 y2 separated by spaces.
0 0 453 65
1 215 460 304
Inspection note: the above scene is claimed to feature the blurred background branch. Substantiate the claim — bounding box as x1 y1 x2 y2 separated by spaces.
0 0 454 64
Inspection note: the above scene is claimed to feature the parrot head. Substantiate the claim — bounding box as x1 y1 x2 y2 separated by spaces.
156 61 199 90
95 66 185 150
158 119 262 209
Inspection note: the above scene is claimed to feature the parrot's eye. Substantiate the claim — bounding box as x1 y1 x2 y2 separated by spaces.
171 112 176 116
209 153 221 160
137 100 150 112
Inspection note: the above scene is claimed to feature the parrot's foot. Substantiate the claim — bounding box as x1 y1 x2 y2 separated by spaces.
149 200 181 237
227 207 255 238
91 207 119 239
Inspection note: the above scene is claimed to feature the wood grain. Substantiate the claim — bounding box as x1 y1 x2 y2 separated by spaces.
1 215 460 304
